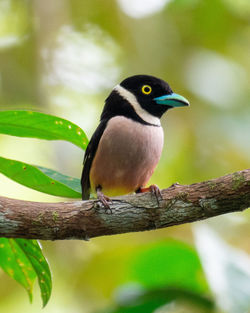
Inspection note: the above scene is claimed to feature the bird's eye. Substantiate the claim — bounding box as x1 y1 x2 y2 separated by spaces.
141 85 152 95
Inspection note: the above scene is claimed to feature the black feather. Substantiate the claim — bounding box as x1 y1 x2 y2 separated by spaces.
81 119 108 199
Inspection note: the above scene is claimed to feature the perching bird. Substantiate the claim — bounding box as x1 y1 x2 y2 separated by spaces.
81 75 189 208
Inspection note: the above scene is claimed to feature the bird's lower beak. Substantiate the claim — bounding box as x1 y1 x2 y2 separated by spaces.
153 93 190 107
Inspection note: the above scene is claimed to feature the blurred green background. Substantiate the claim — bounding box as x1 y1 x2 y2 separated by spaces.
0 0 250 312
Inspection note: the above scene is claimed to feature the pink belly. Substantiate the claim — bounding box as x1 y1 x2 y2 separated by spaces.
90 116 164 197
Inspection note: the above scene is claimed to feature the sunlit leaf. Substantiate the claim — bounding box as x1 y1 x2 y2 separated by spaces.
15 239 52 307
0 239 52 307
0 156 81 198
37 165 81 194
0 110 88 150
0 238 36 301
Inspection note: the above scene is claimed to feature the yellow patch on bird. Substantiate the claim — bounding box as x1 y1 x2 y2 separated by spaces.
91 182 132 198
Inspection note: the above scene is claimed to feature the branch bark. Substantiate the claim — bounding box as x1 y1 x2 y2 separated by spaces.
0 169 249 240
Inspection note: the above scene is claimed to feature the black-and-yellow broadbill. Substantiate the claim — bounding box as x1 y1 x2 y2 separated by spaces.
81 75 189 208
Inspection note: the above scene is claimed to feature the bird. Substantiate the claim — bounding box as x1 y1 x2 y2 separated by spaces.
81 75 189 209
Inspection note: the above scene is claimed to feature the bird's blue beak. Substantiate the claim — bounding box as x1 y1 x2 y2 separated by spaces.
153 93 190 107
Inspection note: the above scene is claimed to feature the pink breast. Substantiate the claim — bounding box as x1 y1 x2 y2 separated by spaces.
90 116 164 197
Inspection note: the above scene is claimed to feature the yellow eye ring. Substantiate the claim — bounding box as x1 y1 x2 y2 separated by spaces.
141 85 152 95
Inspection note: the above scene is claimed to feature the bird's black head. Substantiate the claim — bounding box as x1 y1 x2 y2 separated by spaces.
120 75 189 118
102 75 189 125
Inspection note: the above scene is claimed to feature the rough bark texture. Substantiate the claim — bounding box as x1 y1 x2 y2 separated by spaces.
0 169 249 240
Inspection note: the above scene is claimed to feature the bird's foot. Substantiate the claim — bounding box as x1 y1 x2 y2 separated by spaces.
136 184 162 206
96 189 112 213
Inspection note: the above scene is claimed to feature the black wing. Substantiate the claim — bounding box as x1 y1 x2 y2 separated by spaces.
81 120 108 199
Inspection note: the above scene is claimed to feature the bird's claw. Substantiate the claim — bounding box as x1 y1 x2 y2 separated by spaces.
149 184 162 206
136 184 162 206
96 189 112 213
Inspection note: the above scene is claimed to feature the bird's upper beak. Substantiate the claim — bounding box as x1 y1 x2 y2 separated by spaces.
153 93 190 107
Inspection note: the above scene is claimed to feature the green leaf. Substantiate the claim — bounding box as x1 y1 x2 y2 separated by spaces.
37 165 82 194
0 238 52 307
128 240 208 294
0 156 82 198
15 239 52 307
105 240 214 313
0 110 88 150
110 286 214 313
0 238 36 301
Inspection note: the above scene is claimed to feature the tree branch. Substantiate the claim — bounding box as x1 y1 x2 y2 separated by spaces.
0 169 249 240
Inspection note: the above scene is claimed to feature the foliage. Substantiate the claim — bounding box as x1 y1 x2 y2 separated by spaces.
108 240 214 313
128 240 208 293
0 110 88 150
0 156 81 198
0 110 85 306
0 238 51 307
